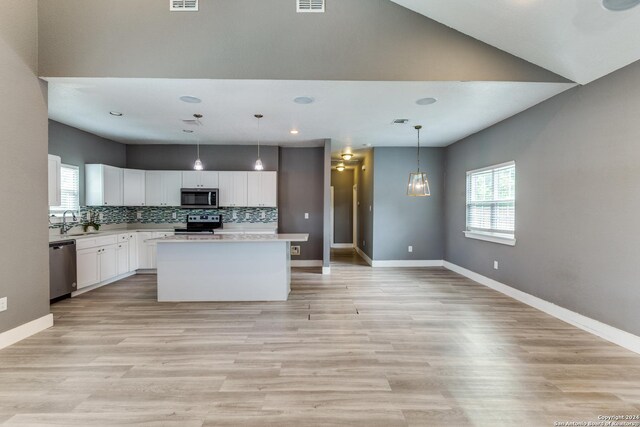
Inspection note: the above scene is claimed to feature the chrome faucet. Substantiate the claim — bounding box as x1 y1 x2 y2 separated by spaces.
60 210 77 235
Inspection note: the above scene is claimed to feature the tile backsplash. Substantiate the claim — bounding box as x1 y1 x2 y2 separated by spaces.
49 206 278 229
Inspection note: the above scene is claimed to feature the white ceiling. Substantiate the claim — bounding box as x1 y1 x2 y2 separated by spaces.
47 78 574 154
391 0 640 85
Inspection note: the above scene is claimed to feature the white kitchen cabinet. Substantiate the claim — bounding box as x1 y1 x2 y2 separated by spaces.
127 233 139 272
137 232 155 269
247 171 277 207
99 245 118 282
145 171 182 206
85 164 124 206
182 171 219 189
219 172 248 207
77 247 100 289
48 155 61 207
116 241 129 276
123 169 146 206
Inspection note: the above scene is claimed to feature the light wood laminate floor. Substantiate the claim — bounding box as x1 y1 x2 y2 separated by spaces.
1 249 639 426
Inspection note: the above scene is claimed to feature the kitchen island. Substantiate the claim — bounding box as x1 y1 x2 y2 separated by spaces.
153 233 309 302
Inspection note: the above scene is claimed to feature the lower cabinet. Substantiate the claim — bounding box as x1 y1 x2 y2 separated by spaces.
127 233 139 271
100 245 118 282
116 241 129 276
77 247 101 289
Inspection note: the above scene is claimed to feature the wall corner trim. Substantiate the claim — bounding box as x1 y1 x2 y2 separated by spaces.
0 314 54 350
291 260 323 267
443 261 640 355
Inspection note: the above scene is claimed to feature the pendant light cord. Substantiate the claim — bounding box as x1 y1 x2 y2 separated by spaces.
417 126 421 173
257 116 261 159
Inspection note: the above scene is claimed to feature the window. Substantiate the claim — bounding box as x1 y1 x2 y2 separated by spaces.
50 164 80 216
465 161 516 246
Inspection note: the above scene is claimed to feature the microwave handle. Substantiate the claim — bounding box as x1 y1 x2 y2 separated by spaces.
208 192 212 206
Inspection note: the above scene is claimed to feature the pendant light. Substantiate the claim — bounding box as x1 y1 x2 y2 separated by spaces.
337 163 345 172
193 143 204 171
254 114 264 171
407 125 431 197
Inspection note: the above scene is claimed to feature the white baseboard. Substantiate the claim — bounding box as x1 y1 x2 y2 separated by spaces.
355 247 373 266
443 261 640 355
291 260 323 267
0 314 54 350
322 266 331 275
371 260 444 268
331 243 354 249
72 272 135 297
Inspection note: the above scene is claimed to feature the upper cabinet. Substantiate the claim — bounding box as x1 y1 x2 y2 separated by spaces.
182 171 219 189
48 155 61 207
85 164 123 206
123 169 146 206
145 171 182 206
247 172 278 207
219 172 248 207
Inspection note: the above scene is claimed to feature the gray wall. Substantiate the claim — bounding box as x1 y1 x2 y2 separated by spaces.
331 170 354 244
0 0 50 333
49 120 127 206
278 148 324 261
373 147 445 261
126 145 279 172
356 149 375 259
37 0 565 83
444 60 640 336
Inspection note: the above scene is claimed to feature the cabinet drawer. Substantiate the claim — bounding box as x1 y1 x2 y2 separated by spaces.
76 235 118 250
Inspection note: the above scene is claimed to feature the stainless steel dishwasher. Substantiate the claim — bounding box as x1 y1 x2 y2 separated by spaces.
49 240 77 301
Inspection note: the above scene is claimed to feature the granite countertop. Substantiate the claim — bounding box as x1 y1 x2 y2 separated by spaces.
152 233 309 244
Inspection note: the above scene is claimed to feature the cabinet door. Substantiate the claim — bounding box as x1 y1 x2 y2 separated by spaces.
247 172 261 207
123 169 146 206
100 245 118 282
260 172 278 207
163 171 183 206
116 242 129 276
103 165 123 206
182 171 199 189
137 232 151 268
218 172 234 207
233 172 248 207
48 155 61 207
77 248 100 289
201 171 219 189
145 172 164 206
128 234 139 271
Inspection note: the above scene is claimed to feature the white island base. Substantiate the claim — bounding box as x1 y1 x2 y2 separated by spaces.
155 234 308 302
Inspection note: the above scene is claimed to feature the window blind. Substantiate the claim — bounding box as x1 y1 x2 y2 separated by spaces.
466 162 515 236
50 164 80 215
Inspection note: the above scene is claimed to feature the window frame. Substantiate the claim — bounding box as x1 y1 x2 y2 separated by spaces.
464 161 516 246
49 163 80 218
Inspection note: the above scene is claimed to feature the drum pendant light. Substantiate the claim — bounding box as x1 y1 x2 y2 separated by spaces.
254 114 264 171
407 125 431 197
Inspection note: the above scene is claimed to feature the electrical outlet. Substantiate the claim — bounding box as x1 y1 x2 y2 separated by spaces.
0 297 7 312
408 246 413 253
363 240 366 247
172 212 177 220
137 212 142 220
99 213 104 221
369 205 372 212
261 211 266 220
245 213 250 220
291 246 301 256
494 261 499 270
304 213 309 219
232 211 237 219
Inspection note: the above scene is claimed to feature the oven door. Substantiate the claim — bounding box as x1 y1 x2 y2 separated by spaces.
181 189 218 208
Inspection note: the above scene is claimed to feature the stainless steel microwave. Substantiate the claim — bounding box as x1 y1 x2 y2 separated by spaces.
180 188 219 209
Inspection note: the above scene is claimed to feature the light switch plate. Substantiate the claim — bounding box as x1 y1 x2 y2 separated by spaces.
0 297 7 312
99 213 104 221
408 246 413 253
172 213 177 220
494 261 499 270
304 213 309 219
137 212 142 220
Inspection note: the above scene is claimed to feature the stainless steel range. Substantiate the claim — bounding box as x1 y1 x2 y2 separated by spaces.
174 215 223 235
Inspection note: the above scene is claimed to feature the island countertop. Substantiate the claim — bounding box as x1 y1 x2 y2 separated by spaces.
151 233 309 243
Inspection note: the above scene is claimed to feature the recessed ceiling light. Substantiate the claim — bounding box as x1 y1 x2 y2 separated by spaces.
602 0 640 10
109 111 123 116
183 129 194 133
416 97 437 106
180 96 202 103
294 96 315 105
290 130 299 135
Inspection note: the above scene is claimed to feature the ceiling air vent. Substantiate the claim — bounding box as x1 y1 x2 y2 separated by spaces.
170 0 198 12
392 119 410 124
297 0 325 13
